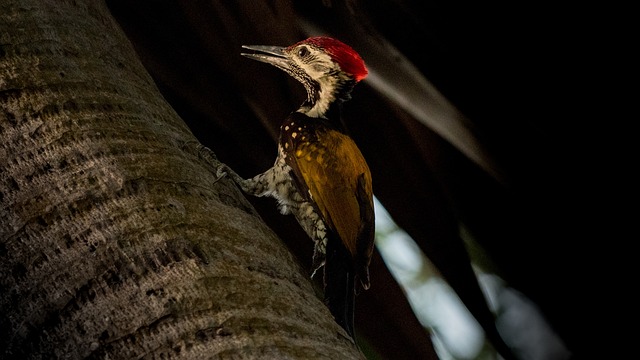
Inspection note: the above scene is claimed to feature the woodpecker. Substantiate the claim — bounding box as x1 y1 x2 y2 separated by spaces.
216 36 374 339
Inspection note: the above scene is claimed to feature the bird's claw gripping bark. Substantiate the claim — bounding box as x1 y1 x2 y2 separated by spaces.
213 165 229 184
179 140 233 184
310 254 325 280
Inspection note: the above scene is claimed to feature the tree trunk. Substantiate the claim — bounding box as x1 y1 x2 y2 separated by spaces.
0 0 363 358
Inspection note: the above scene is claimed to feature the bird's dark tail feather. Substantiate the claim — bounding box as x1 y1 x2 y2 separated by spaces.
324 235 356 340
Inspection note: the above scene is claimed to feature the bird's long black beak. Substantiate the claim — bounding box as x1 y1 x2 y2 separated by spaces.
241 45 293 72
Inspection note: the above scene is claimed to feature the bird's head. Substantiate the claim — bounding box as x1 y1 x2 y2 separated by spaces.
242 36 368 118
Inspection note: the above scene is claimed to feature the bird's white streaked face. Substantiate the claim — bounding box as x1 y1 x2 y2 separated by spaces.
287 44 341 82
286 44 352 118
241 37 367 118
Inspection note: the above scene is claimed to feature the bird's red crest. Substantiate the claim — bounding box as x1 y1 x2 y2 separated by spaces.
290 36 368 82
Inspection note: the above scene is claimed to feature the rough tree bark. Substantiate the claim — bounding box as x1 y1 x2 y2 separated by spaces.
0 0 363 358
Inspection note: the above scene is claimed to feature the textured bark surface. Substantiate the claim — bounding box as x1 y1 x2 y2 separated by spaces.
0 0 363 358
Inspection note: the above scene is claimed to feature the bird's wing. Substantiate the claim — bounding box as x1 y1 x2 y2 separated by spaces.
282 116 374 286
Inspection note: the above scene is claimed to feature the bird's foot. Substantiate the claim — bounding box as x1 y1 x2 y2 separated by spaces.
310 245 326 280
213 164 229 184
179 140 233 184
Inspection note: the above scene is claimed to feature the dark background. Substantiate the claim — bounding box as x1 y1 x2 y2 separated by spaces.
106 1 616 359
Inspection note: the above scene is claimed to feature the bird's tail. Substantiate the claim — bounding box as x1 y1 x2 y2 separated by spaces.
324 235 356 340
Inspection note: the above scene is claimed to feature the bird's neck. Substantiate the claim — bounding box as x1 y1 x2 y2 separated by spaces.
297 75 356 120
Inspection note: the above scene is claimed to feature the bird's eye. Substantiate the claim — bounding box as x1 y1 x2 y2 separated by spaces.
297 46 310 58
